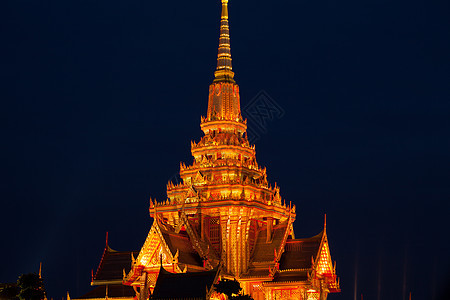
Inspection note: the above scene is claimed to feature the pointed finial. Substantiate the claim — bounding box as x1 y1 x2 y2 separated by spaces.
214 0 234 81
66 292 70 300
105 231 109 247
91 269 94 282
221 0 229 19
324 213 327 230
39 262 42 279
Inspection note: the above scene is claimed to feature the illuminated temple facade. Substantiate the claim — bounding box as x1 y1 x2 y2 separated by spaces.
76 1 340 299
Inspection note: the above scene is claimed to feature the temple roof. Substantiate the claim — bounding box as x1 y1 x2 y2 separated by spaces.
240 269 271 279
279 231 323 271
76 285 135 299
151 266 219 300
159 227 204 268
93 240 139 283
251 224 289 263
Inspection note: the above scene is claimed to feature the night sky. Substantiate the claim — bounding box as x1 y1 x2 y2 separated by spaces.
1 0 449 299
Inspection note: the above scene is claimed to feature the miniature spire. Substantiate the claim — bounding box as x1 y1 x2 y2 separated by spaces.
214 0 234 82
39 262 42 279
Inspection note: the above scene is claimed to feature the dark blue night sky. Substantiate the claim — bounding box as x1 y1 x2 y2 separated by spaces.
1 0 449 299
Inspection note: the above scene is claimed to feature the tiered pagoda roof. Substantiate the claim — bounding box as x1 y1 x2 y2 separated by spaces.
279 232 323 271
74 0 342 299
151 266 219 300
71 235 138 300
93 243 139 284
158 224 203 268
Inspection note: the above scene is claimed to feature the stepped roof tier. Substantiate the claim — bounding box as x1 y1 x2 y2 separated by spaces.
151 266 219 300
69 235 138 300
93 236 139 285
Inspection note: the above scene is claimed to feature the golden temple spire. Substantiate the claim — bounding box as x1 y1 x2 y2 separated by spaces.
214 0 234 82
203 0 242 124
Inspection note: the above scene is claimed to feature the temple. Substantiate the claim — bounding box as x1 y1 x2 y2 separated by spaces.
73 0 340 299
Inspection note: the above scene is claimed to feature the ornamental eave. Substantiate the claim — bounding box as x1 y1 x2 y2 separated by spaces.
180 164 263 177
262 280 310 287
200 119 247 131
91 279 123 286
191 144 255 156
279 268 312 273
168 183 270 194
239 275 273 280
150 200 294 217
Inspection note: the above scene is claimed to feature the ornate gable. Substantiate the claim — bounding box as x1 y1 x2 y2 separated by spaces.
314 236 333 277
310 221 340 293
135 221 171 268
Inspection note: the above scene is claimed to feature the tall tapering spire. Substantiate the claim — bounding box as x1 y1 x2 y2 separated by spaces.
204 0 242 125
214 0 234 82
